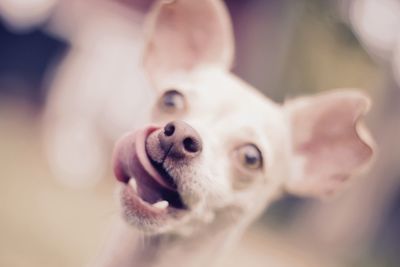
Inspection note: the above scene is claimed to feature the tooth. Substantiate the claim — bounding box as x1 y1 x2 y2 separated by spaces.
129 178 137 192
152 200 169 209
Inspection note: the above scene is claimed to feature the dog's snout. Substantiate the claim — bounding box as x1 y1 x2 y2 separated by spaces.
159 121 202 159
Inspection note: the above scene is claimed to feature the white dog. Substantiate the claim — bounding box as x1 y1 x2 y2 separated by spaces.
95 0 375 266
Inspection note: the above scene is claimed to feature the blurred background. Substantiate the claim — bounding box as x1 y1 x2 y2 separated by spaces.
0 0 399 266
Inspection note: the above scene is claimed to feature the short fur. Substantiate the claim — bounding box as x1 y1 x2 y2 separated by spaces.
92 1 375 266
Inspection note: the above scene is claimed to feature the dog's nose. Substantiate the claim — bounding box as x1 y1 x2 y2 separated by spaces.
158 120 203 159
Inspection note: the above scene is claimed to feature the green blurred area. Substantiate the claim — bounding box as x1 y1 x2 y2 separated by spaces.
234 0 384 102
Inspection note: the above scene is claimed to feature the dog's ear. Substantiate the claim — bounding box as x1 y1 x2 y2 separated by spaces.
284 90 375 197
143 0 234 86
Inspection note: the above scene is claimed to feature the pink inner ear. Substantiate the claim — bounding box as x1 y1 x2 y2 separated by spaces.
298 103 372 177
144 0 234 83
149 8 215 71
287 91 375 197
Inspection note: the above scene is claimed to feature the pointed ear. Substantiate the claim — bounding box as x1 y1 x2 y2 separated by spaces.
284 90 375 197
143 0 234 85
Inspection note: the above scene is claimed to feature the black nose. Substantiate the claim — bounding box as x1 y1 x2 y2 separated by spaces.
159 120 203 159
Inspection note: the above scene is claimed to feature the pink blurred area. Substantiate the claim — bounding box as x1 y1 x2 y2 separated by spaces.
0 0 399 267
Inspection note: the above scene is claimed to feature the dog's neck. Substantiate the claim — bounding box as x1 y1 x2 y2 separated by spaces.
93 217 244 267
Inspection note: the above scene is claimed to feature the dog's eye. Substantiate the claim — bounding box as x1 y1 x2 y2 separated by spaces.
235 144 263 170
159 89 186 113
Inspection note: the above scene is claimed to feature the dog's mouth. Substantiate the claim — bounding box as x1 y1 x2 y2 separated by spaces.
112 126 186 224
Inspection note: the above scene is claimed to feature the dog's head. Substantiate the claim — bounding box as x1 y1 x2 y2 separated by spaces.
112 0 375 235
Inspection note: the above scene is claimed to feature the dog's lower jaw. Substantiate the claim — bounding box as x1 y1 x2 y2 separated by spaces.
91 214 247 267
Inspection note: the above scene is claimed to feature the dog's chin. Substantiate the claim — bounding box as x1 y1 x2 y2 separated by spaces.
112 126 188 234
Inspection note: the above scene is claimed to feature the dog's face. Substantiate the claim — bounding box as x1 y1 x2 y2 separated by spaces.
112 0 375 235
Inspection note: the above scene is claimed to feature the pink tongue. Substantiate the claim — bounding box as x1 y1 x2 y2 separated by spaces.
112 126 176 191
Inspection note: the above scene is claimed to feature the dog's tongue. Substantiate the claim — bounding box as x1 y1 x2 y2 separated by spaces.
112 127 175 191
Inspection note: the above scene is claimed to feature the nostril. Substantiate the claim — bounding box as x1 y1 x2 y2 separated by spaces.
183 137 201 153
164 123 175 137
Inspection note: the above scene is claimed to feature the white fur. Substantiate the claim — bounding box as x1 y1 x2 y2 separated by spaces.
92 1 375 266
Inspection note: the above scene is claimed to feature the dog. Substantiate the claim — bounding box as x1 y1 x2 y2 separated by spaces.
95 0 375 266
